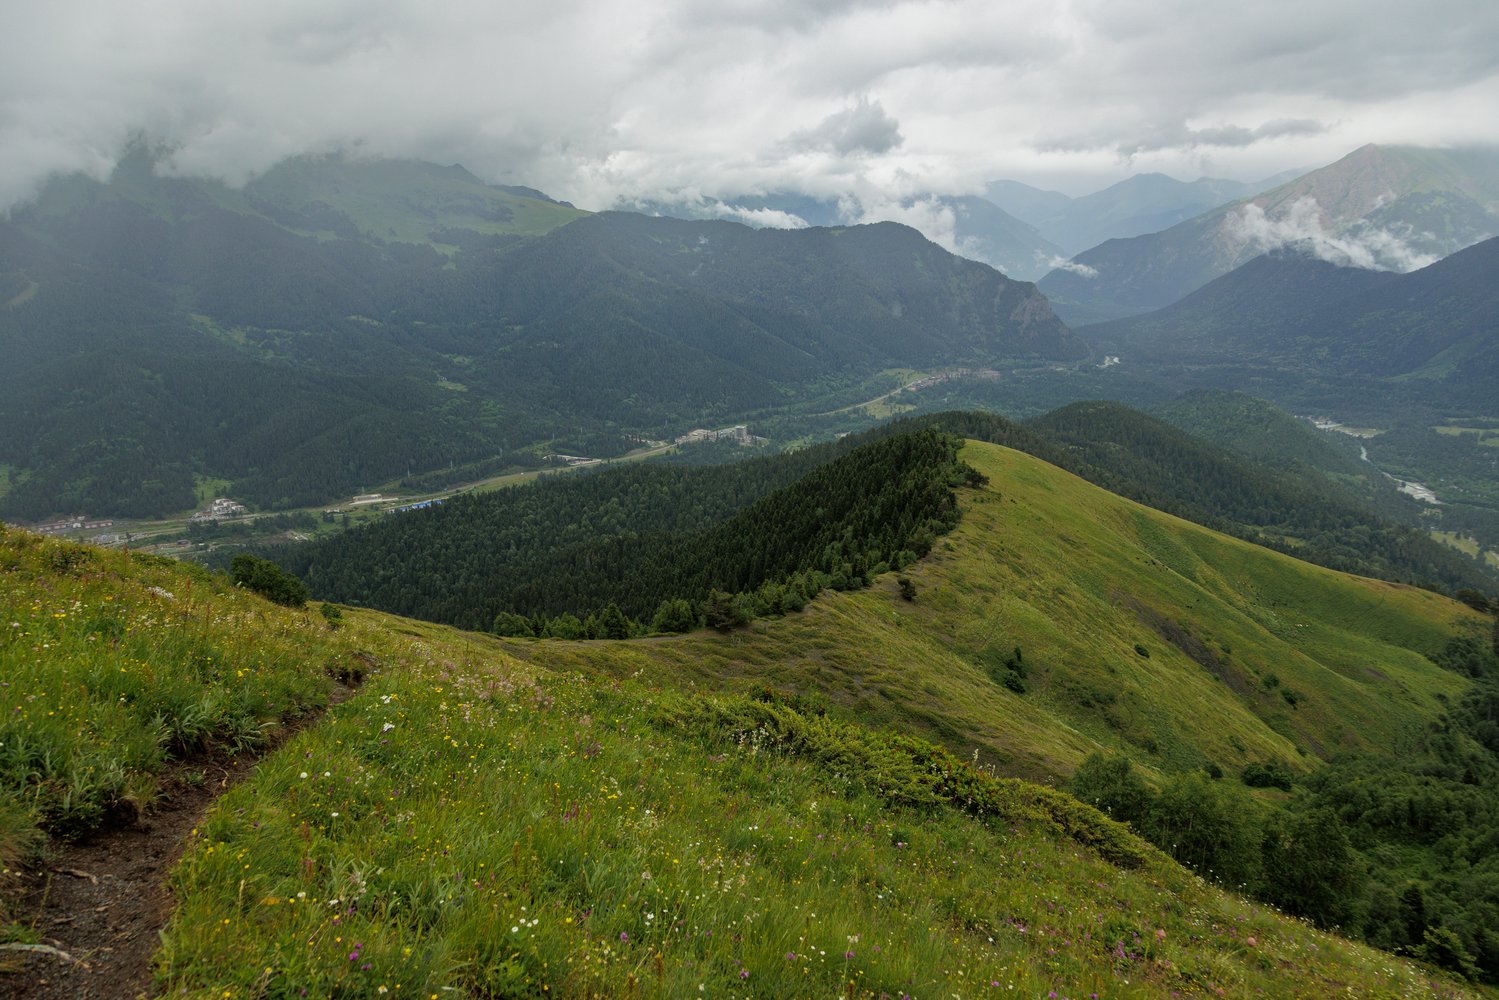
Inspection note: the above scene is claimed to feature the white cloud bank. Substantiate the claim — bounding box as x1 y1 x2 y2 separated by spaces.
1228 197 1440 271
1 0 1498 212
1040 255 1100 278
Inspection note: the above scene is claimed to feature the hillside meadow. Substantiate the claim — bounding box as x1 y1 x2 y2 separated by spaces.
516 443 1483 783
0 439 1491 997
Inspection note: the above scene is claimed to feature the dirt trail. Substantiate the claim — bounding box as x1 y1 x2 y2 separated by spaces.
3 681 358 1000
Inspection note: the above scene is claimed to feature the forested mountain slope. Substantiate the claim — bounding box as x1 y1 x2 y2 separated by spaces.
0 154 1075 520
1084 237 1499 398
274 411 1493 641
276 429 975 630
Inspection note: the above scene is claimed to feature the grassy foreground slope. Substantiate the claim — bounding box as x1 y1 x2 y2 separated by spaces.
519 442 1482 783
0 527 1478 998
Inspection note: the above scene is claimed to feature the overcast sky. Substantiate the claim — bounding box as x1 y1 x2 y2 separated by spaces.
3 0 1497 214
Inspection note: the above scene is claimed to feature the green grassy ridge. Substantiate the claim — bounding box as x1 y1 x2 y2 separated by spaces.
1021 402 1495 593
157 626 1475 999
241 155 590 244
0 516 1485 995
512 442 1483 784
863 409 1494 594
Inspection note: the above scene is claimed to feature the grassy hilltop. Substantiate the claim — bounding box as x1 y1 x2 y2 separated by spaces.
1 440 1492 997
521 442 1480 782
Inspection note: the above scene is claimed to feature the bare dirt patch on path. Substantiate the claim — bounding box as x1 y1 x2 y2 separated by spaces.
3 680 359 999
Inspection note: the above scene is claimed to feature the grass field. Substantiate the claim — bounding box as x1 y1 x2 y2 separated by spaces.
518 443 1481 782
2 440 1493 996
1433 530 1483 557
1434 425 1499 447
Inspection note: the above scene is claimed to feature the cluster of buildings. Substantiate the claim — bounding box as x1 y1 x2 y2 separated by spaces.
31 515 115 536
190 497 248 521
393 498 444 513
673 424 767 447
546 454 603 468
898 368 1002 393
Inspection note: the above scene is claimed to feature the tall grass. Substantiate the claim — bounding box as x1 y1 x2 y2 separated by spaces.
0 527 334 853
157 655 1477 997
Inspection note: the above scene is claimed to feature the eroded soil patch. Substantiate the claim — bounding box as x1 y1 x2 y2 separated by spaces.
3 681 358 999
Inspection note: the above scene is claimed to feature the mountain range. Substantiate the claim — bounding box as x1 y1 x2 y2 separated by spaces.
1038 144 1499 325
625 189 1067 280
1084 235 1499 400
625 169 1301 282
0 151 1075 520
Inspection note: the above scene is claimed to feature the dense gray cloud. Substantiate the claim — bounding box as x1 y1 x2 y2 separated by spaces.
1047 118 1331 158
1 0 1496 213
784 98 904 156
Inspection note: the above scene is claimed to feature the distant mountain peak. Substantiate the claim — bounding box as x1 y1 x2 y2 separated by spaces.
1039 144 1499 325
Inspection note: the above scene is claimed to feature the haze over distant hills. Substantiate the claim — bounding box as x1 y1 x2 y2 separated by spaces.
985 169 1302 257
623 167 1302 281
1038 144 1499 325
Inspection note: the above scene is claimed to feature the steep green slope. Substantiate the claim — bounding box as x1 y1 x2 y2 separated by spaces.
1 525 1483 997
242 154 589 244
1024 403 1492 589
924 407 1493 592
509 442 1485 782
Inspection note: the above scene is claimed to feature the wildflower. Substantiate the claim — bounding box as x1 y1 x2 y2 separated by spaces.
620 932 629 942
1156 928 1167 942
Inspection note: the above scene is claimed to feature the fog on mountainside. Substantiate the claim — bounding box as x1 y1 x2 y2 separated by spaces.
1038 144 1499 326
985 169 1299 257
